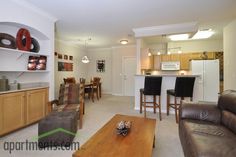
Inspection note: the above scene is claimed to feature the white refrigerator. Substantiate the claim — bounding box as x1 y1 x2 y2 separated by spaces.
191 60 219 102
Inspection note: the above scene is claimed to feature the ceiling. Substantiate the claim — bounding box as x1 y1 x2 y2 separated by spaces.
25 0 236 48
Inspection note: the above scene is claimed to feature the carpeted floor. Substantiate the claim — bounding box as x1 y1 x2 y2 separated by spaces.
0 94 184 157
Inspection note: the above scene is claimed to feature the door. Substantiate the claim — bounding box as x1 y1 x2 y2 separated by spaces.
123 57 136 96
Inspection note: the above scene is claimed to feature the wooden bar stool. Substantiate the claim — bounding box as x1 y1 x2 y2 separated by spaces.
140 76 162 120
166 77 195 123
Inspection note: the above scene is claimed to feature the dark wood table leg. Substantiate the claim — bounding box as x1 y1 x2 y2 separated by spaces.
99 83 101 98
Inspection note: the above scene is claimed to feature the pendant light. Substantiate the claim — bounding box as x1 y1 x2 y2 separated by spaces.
81 38 91 64
82 56 90 63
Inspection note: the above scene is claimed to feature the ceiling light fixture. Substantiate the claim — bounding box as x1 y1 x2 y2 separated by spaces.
169 34 189 41
192 29 214 39
147 48 152 56
178 50 182 54
82 56 90 63
81 38 91 64
148 52 152 56
120 40 128 45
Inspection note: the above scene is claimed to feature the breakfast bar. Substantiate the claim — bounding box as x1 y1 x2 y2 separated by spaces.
134 74 201 113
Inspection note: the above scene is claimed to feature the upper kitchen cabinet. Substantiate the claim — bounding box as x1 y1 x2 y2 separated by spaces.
161 54 170 62
153 55 161 70
190 52 201 60
206 52 215 59
170 54 180 61
180 53 191 70
141 48 154 69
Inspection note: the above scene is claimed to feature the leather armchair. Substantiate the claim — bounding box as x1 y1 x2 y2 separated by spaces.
179 90 236 157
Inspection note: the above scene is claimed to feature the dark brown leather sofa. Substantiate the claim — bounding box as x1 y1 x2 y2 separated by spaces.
179 90 236 157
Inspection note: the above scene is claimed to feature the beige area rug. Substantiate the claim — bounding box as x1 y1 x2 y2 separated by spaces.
0 94 184 157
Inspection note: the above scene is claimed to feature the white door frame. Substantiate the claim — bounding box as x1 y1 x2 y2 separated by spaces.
122 56 136 96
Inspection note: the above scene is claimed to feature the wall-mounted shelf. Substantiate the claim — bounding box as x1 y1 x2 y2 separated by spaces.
0 47 49 57
0 21 51 86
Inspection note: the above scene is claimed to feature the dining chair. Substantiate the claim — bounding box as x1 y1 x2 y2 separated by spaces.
89 77 100 102
93 77 101 98
63 77 76 84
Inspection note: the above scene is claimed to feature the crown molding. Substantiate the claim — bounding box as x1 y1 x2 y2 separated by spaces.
133 22 198 38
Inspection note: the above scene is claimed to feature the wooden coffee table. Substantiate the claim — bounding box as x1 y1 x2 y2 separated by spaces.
73 114 156 157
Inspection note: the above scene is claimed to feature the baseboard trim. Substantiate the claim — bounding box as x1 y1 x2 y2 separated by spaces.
102 92 112 95
112 93 123 96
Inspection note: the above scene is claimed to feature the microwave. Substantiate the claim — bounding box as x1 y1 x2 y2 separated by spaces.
161 61 180 71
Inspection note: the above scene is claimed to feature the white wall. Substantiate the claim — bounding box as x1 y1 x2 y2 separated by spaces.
223 19 236 90
167 39 223 53
86 46 136 95
54 40 88 98
0 0 56 99
87 48 112 94
111 46 136 95
147 39 223 54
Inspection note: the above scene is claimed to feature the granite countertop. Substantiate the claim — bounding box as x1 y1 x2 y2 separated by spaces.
0 82 49 94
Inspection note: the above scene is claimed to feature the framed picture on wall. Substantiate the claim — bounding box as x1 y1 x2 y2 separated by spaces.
69 56 73 61
58 62 73 71
64 55 68 60
58 53 62 59
96 60 105 72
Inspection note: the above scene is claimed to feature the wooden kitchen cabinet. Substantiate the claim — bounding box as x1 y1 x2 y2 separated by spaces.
0 92 25 135
161 54 171 62
153 55 161 70
206 52 215 59
180 53 192 70
26 88 48 124
170 54 180 61
191 53 202 60
0 88 48 136
141 49 154 69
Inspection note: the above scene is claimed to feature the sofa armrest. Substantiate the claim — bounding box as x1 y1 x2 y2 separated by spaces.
180 102 221 124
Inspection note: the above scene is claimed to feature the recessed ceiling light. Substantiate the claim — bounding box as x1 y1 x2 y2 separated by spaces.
120 40 128 45
169 34 189 41
192 29 214 39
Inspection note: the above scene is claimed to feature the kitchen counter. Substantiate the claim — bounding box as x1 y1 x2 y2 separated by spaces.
135 74 200 77
134 75 202 113
0 82 49 94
